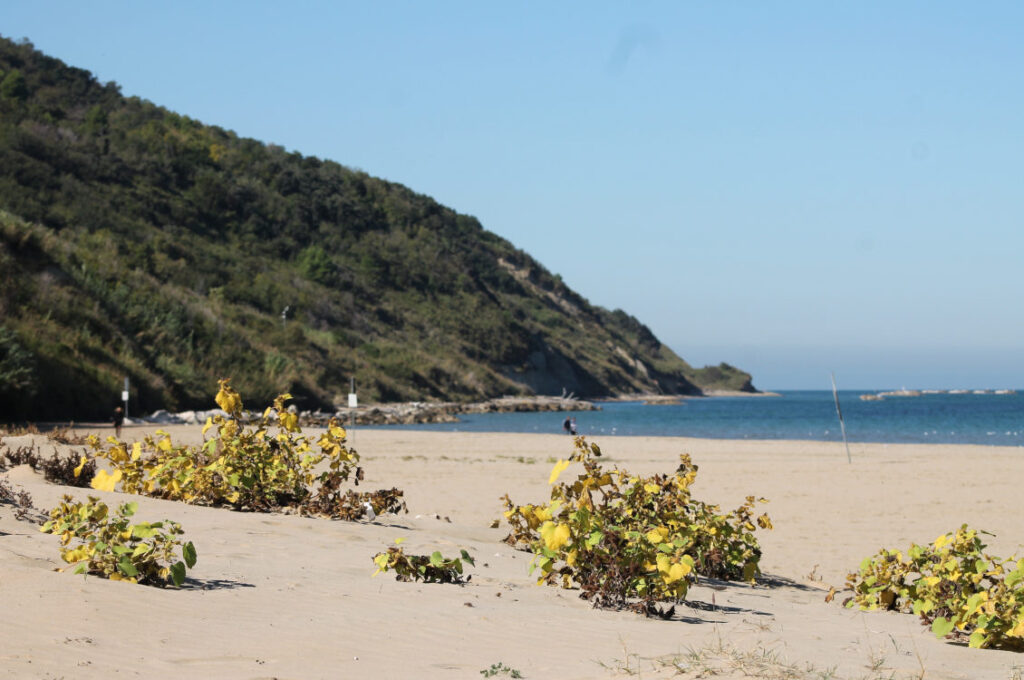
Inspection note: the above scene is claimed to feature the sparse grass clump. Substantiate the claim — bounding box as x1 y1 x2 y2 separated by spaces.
1 442 95 487
0 474 35 520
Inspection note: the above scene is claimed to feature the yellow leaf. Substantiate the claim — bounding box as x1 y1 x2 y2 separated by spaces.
395 537 407 545
566 549 578 567
934 533 950 549
90 468 122 492
215 380 242 415
280 411 299 432
667 562 687 583
1007 616 1024 638
548 459 570 485
533 505 553 522
73 456 87 478
657 555 692 584
131 442 142 461
644 482 660 494
540 521 571 551
645 526 669 544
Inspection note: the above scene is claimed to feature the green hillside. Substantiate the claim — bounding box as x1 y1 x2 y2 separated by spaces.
0 36 754 420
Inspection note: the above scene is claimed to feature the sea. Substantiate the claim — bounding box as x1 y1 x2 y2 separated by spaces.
378 390 1024 447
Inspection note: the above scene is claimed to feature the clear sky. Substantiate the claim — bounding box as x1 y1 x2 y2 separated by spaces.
3 2 1022 390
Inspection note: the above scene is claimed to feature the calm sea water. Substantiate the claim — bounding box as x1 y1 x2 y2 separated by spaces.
379 390 1024 446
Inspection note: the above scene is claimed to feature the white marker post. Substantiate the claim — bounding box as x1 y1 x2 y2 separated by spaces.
122 376 130 419
348 378 357 441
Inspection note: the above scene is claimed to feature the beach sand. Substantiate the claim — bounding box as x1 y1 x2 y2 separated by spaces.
1 426 1022 679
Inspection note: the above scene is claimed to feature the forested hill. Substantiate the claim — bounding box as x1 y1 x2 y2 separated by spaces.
0 36 755 420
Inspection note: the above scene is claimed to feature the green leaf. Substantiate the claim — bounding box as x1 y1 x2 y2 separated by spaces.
132 523 158 539
117 557 139 577
932 617 955 638
429 551 444 567
459 549 475 566
968 630 988 649
74 564 87 575
182 541 197 568
170 561 186 587
123 502 138 517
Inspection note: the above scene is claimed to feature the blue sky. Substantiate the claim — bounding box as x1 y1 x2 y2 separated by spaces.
2 2 1022 390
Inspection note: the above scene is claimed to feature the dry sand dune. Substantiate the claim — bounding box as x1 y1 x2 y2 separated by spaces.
2 426 1023 679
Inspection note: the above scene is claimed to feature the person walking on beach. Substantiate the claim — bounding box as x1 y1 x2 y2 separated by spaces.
113 406 124 438
563 416 572 434
570 417 578 435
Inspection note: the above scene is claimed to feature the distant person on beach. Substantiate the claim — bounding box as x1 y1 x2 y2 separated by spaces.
113 406 124 438
570 417 578 435
563 416 572 434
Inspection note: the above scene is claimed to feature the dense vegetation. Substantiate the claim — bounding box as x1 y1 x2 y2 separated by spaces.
0 36 754 420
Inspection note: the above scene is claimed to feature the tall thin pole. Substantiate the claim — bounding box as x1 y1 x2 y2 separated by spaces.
831 372 851 463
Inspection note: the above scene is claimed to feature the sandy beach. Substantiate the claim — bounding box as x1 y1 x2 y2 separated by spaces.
2 426 1022 679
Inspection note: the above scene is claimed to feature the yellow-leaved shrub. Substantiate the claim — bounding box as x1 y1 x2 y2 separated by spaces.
502 437 771 614
85 380 406 519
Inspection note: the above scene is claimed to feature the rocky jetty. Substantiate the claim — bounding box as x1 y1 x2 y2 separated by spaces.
130 395 599 428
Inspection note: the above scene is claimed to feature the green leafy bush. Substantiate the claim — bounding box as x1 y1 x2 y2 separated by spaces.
845 525 1024 649
372 539 475 584
40 494 197 586
501 438 771 613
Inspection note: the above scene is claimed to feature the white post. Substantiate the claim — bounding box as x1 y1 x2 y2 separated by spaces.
348 378 357 443
122 376 130 419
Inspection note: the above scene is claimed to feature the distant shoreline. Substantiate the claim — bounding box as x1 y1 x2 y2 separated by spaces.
596 389 782 402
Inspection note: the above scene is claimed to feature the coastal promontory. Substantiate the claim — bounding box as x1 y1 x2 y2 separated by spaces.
0 36 754 420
